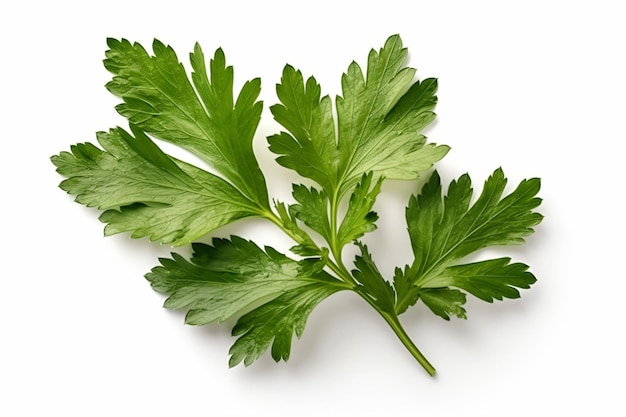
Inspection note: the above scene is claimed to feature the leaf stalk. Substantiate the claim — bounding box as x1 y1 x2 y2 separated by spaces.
266 203 437 376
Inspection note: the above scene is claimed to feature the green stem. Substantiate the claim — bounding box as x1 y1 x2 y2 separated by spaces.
262 208 357 287
328 188 344 268
357 291 436 376
263 204 436 376
385 313 436 376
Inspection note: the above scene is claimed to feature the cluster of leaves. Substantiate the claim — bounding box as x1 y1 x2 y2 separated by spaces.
51 35 542 375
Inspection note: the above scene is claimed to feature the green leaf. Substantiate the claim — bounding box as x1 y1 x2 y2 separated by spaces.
337 52 448 192
352 242 396 313
268 66 338 192
290 184 332 243
337 172 382 247
434 258 537 302
274 201 321 256
51 127 258 246
419 288 467 320
146 236 342 324
395 168 542 313
104 38 268 207
146 236 344 365
391 266 416 315
229 283 339 366
269 34 448 197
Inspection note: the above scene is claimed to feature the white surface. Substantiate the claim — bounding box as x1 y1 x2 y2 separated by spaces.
1 1 624 416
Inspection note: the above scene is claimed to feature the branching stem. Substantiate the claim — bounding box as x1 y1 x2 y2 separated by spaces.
264 199 437 376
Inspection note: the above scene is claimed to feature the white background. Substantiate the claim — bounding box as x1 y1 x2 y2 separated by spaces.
1 1 624 416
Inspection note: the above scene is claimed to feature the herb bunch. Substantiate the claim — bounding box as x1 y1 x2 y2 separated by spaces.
52 35 542 375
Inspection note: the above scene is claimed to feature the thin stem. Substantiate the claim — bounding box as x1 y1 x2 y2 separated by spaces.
384 313 436 376
263 200 436 376
328 188 344 267
357 290 436 376
262 208 358 287
327 188 361 287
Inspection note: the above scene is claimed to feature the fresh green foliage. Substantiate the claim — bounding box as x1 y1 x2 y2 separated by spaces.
145 237 346 366
52 35 542 376
268 36 449 198
104 39 268 208
52 126 259 246
394 169 542 315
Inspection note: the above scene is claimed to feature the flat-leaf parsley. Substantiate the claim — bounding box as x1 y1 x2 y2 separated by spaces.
52 35 542 376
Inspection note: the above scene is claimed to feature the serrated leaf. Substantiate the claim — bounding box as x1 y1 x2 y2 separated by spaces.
51 127 258 246
433 258 537 302
229 283 340 366
352 242 396 313
290 184 332 243
146 236 342 325
395 168 542 314
337 172 382 247
146 236 344 366
336 35 449 192
104 38 268 207
269 35 448 197
419 288 467 320
274 201 321 256
268 66 338 192
391 266 416 315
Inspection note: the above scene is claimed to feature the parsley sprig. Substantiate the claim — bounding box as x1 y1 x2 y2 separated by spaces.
52 35 542 375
